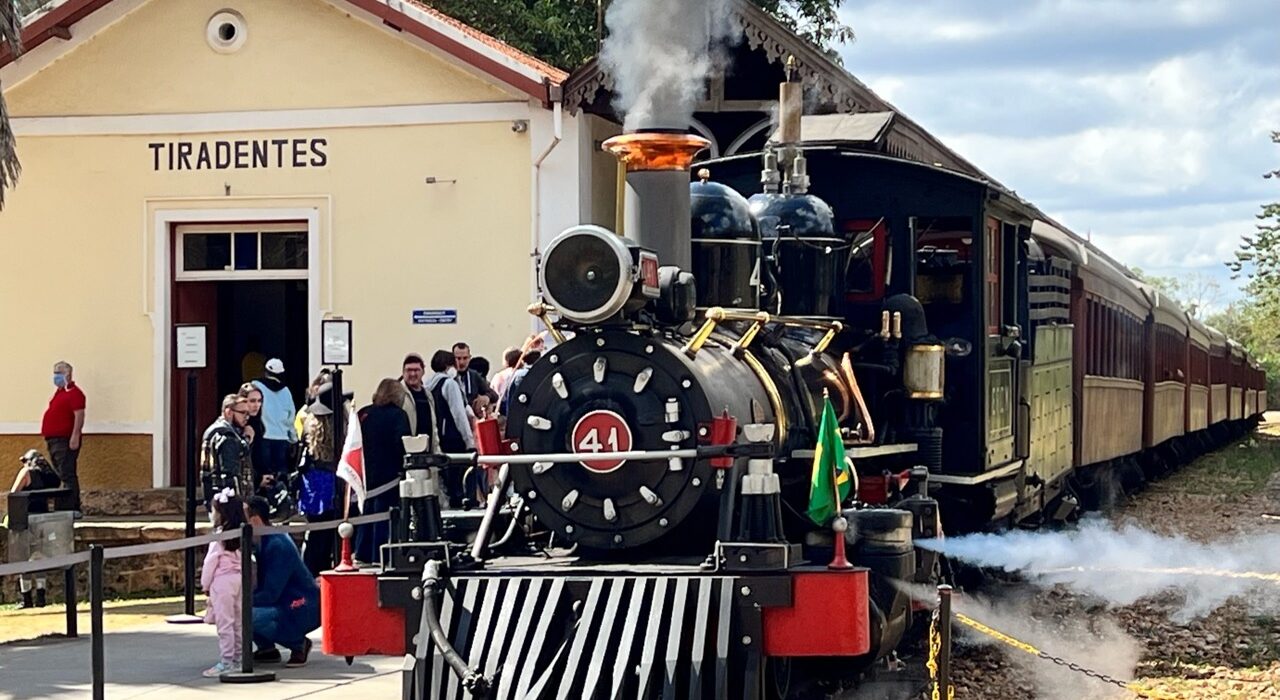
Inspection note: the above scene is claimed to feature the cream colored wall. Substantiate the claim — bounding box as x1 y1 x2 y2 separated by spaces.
1 122 533 425
0 0 557 489
5 0 515 117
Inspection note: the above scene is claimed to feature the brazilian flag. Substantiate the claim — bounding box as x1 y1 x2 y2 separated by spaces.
806 396 852 525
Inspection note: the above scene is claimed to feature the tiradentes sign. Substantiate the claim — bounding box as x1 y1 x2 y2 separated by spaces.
147 138 328 171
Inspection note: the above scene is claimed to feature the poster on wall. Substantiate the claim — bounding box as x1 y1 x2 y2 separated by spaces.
175 325 208 369
322 318 353 366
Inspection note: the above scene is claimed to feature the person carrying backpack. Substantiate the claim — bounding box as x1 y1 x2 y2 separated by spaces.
425 350 474 507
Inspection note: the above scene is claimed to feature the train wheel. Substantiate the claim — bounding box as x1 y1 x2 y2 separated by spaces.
766 657 793 699
1072 462 1118 512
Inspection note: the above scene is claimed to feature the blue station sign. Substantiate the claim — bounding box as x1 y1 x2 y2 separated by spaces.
413 309 458 325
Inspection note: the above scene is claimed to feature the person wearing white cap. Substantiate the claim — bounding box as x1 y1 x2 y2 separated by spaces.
252 358 298 479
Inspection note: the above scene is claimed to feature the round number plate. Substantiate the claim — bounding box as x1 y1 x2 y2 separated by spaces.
571 409 633 473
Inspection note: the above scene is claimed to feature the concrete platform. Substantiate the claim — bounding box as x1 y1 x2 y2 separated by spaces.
0 621 401 700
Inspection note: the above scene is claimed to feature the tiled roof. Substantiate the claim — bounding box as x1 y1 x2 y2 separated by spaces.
403 0 568 84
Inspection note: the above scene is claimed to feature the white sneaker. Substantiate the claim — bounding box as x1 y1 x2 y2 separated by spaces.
201 660 238 678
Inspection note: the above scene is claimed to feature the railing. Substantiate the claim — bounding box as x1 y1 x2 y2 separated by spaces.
1 512 390 698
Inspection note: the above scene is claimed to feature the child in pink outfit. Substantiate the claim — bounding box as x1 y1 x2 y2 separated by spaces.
202 489 244 677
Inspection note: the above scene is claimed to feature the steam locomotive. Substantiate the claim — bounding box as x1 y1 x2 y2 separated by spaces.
320 71 1265 699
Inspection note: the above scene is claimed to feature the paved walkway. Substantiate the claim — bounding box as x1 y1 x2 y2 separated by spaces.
0 621 401 700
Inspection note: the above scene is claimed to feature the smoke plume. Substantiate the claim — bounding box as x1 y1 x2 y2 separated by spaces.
601 0 736 131
918 519 1280 618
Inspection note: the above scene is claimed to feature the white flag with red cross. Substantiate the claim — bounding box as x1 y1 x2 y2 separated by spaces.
336 408 366 511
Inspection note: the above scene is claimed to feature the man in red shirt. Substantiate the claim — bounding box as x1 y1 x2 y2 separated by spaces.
41 360 86 515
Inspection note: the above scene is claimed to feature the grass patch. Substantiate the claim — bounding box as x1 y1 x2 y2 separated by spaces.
0 589 183 613
1168 433 1280 495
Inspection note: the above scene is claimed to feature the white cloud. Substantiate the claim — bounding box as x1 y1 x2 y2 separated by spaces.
928 20 995 41
835 1 1280 302
943 126 1211 198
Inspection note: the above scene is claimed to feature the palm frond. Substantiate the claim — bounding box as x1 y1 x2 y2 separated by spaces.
0 0 24 210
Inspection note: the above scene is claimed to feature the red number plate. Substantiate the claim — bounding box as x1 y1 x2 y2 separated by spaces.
571 410 634 473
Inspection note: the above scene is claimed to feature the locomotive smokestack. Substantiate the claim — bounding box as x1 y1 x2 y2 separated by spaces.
603 131 709 271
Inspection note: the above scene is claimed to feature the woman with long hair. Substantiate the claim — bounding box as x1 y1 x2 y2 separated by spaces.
237 382 266 482
354 378 411 564
296 379 340 576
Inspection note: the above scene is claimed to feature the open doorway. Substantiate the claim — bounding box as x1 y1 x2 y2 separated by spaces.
170 223 310 485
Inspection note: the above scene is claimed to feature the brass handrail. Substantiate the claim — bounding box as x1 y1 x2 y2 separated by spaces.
526 302 567 344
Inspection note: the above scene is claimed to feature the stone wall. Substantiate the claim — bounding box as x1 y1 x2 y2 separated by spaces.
0 520 204 605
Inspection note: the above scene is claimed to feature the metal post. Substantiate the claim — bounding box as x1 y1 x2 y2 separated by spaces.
331 368 345 455
168 371 203 624
64 565 77 638
221 524 276 683
938 584 953 700
90 545 104 700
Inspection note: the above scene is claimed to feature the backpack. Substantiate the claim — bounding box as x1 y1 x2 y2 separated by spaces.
431 379 468 452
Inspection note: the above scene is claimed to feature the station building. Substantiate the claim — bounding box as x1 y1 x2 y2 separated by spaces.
0 0 609 491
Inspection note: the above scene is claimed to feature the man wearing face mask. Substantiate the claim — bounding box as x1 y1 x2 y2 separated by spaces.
41 361 86 516
425 350 475 507
200 394 253 509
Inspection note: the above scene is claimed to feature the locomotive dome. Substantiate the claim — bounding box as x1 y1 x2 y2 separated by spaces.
690 171 759 241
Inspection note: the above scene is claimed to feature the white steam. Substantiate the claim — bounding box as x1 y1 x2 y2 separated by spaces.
919 519 1280 618
600 0 737 131
898 582 1142 700
956 592 1140 700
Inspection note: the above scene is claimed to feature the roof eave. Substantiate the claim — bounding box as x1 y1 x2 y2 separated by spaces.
3 0 565 106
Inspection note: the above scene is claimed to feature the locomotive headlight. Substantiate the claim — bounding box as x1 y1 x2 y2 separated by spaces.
541 225 659 324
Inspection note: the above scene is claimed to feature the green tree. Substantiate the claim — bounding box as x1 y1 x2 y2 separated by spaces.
424 0 600 71
421 0 853 71
1230 132 1280 297
1130 267 1221 319
1224 130 1280 405
752 0 855 57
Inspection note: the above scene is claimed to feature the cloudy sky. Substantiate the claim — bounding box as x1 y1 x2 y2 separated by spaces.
837 0 1280 306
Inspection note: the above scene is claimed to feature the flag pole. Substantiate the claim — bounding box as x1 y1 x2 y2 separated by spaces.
335 408 356 572
825 388 853 570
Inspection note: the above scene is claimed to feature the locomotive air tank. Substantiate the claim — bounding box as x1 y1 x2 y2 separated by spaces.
749 158 842 318
690 168 762 310
748 63 843 318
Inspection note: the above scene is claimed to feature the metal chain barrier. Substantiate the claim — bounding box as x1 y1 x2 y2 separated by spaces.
926 608 955 700
952 612 1184 700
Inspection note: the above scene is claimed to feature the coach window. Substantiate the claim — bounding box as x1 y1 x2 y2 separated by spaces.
914 217 975 343
1129 316 1138 379
842 218 888 302
1089 302 1099 374
1108 309 1115 376
986 217 1002 335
